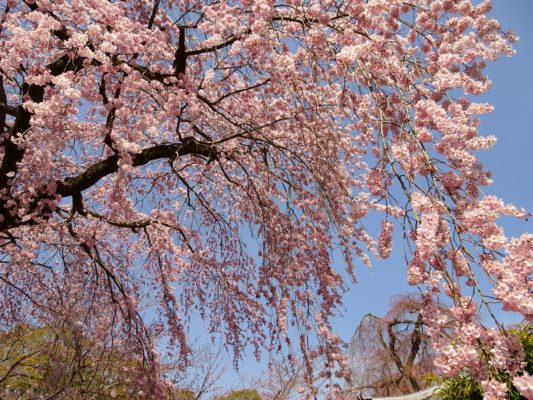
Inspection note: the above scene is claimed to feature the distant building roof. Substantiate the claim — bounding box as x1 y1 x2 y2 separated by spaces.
358 386 439 400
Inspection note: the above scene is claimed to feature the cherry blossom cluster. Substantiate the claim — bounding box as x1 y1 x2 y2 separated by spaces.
0 0 530 398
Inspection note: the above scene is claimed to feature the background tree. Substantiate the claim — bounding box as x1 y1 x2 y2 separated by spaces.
218 389 263 400
164 341 226 400
0 325 224 399
0 324 141 399
348 294 443 398
173 388 197 400
0 0 531 398
254 354 305 400
252 350 354 399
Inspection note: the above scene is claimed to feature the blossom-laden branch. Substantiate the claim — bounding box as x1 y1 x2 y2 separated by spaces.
0 0 530 398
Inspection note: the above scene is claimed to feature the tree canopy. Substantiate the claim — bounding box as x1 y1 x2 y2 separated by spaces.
0 0 531 398
219 389 263 400
0 324 139 399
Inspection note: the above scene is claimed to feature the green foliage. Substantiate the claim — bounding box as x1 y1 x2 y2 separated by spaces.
435 372 482 400
517 323 533 375
219 389 263 400
174 388 197 400
435 323 532 400
0 326 50 397
0 324 136 399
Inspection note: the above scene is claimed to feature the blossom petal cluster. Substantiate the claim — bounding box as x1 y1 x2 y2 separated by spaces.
0 0 529 397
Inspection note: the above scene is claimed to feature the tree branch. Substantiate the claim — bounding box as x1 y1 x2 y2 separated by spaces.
147 0 161 30
0 139 217 233
174 27 187 77
0 102 18 118
60 139 215 196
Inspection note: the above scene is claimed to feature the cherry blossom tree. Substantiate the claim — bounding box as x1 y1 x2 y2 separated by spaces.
254 353 306 400
0 0 531 398
348 294 441 398
164 341 227 399
253 351 335 399
218 389 263 400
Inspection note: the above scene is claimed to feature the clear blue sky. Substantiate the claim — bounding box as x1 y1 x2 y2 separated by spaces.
194 0 533 392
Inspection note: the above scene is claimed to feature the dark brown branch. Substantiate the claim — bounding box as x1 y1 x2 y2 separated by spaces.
147 0 161 30
1 1 93 197
72 192 87 216
183 16 309 57
57 139 216 197
404 314 423 392
0 102 18 118
386 322 405 376
185 14 370 56
0 54 85 191
173 27 187 78
0 139 217 232
211 78 271 104
86 209 195 253
0 76 9 135
0 275 53 313
99 77 122 153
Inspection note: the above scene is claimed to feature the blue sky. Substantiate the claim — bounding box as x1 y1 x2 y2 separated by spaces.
189 0 533 392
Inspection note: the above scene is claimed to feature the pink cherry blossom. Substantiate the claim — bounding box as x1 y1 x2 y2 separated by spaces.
0 0 529 397
481 379 508 400
513 372 533 400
